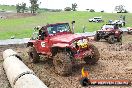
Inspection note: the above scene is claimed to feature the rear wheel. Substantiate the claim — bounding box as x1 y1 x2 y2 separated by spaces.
108 35 115 44
28 46 40 63
84 44 100 64
53 52 72 76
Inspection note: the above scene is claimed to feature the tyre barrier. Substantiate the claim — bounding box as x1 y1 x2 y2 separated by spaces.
3 49 48 88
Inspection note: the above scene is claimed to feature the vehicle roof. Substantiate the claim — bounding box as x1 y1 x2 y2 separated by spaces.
93 17 102 18
40 22 69 30
45 22 69 27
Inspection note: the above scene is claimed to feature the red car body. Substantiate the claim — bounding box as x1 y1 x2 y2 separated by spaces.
28 23 93 59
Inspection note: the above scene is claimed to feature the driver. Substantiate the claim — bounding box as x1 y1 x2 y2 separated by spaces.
39 26 47 40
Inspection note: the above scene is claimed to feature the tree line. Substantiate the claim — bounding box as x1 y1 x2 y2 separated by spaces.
16 0 128 13
16 0 39 14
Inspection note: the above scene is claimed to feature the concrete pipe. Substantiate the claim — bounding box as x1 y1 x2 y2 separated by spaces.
3 49 47 88
3 49 17 59
14 74 47 88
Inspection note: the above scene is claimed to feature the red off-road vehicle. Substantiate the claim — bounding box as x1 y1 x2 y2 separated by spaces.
27 21 100 75
127 27 132 34
95 24 123 44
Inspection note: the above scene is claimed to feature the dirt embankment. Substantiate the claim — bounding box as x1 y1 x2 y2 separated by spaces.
0 12 36 19
0 34 132 88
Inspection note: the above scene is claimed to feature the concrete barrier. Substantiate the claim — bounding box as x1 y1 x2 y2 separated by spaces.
3 49 47 88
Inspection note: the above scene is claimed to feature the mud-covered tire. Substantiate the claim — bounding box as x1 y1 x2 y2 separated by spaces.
84 44 100 64
128 32 131 34
94 34 100 41
28 46 40 63
53 52 72 76
108 35 115 44
117 34 122 42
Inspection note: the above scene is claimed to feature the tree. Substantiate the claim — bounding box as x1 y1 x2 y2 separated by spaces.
16 2 26 13
124 10 128 13
86 9 89 11
72 3 77 11
21 3 26 13
101 10 104 13
16 4 21 13
115 5 126 13
89 9 95 12
30 0 39 14
64 7 72 11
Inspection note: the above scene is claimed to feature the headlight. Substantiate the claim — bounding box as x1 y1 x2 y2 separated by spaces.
104 31 110 34
77 39 88 46
115 31 118 33
71 38 88 48
82 39 88 43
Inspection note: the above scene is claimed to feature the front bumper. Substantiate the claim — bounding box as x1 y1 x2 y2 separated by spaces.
97 31 110 38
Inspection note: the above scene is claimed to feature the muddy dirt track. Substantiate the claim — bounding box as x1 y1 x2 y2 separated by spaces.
0 33 132 88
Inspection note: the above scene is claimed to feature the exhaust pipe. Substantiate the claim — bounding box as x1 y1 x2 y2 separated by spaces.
3 49 47 88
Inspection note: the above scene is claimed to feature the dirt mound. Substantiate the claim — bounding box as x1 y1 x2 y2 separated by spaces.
107 43 132 51
0 34 132 88
0 12 36 19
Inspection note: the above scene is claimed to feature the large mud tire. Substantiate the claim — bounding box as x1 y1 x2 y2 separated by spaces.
84 44 100 64
53 52 72 76
94 34 100 41
117 34 122 42
28 46 40 63
108 35 115 44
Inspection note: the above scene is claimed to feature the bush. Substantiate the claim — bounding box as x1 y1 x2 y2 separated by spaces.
64 7 72 11
89 9 95 12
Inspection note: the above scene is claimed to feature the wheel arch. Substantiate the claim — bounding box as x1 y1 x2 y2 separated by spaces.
27 42 33 47
51 46 73 56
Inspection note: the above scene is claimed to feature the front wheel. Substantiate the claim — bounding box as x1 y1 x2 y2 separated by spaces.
53 52 72 76
108 35 115 44
94 34 100 41
128 31 131 34
84 44 100 64
28 46 40 63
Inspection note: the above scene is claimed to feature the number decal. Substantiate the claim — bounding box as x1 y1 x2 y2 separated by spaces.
41 42 45 47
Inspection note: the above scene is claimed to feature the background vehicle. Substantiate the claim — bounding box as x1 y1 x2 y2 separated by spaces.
27 21 100 75
89 17 104 23
111 20 125 28
95 24 123 44
127 27 132 34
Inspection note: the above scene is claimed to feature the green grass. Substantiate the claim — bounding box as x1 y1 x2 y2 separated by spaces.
0 11 132 39
0 5 16 11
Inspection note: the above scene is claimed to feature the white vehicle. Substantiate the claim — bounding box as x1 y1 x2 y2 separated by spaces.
111 20 125 28
89 17 103 23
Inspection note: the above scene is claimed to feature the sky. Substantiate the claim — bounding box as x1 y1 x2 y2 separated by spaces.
0 0 132 12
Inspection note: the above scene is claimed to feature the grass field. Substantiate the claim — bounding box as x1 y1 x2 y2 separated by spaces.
0 11 132 39
0 5 16 11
